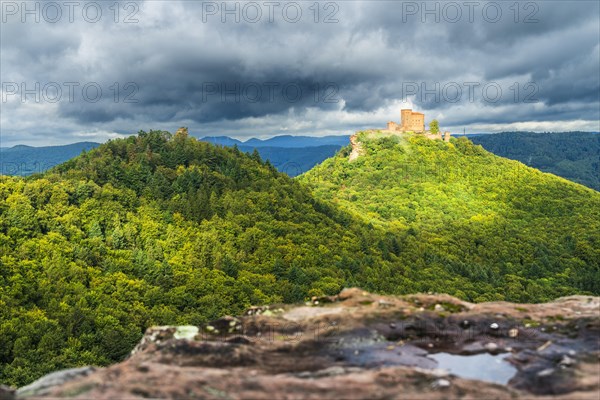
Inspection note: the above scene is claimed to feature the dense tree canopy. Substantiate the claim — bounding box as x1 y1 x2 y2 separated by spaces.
300 132 600 301
1 130 598 387
0 131 392 386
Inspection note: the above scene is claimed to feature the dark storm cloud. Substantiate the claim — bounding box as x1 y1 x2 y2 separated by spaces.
1 0 599 146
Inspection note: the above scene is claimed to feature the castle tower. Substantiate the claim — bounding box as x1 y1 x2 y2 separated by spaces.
400 109 412 130
412 112 425 132
400 109 425 132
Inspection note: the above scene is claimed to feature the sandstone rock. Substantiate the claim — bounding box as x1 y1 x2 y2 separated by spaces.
18 289 600 400
16 367 96 398
0 385 15 400
560 355 576 367
432 378 451 389
484 342 499 352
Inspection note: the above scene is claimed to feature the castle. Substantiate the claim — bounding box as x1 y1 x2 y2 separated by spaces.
388 109 425 132
387 109 450 142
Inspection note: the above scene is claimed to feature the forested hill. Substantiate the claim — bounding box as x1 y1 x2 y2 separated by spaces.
469 132 599 191
1 129 599 387
0 130 396 386
300 132 600 300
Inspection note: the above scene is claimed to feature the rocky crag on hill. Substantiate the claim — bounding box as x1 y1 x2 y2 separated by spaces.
7 289 599 400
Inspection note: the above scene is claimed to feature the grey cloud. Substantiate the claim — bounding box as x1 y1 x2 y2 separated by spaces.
0 0 598 146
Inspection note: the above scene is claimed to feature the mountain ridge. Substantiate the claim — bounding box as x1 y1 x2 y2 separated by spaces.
2 132 597 188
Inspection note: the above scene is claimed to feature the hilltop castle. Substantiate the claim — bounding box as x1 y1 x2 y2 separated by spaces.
387 109 450 142
387 109 425 132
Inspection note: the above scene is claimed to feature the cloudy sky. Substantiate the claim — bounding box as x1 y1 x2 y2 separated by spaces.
1 0 599 146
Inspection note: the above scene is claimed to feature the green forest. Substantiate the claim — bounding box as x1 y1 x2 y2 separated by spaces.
301 132 600 299
469 132 599 191
1 130 599 387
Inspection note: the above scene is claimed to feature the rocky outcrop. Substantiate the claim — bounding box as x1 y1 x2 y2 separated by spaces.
349 134 363 161
0 385 16 400
16 367 96 399
17 289 600 399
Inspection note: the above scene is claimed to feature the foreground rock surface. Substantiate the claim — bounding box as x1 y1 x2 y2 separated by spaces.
20 289 600 399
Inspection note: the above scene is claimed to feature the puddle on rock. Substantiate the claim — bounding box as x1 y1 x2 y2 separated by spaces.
429 352 517 385
329 329 518 386
341 343 437 369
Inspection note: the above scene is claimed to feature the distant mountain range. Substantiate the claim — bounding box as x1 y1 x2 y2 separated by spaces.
1 132 598 188
1 142 100 176
200 135 350 176
0 135 350 177
235 145 343 176
201 135 350 148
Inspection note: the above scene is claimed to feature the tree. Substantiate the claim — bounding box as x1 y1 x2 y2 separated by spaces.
174 127 189 140
250 149 262 163
429 119 440 134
